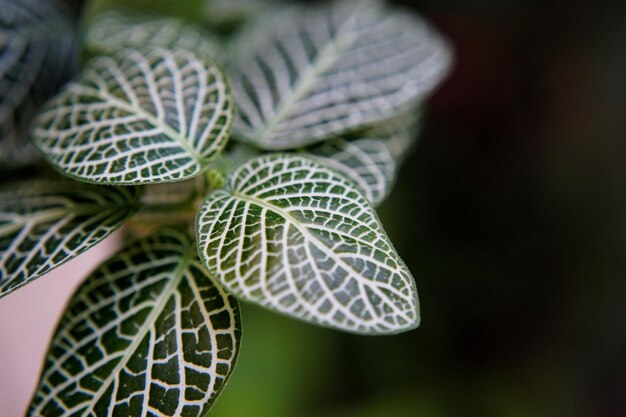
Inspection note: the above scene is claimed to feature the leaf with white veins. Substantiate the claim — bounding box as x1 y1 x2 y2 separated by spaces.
0 0 78 169
371 107 422 162
303 106 422 205
33 47 234 185
230 0 452 149
196 154 419 334
305 137 397 206
86 10 220 61
0 180 140 297
29 230 241 417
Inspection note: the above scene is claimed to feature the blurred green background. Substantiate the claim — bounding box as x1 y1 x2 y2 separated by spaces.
70 0 626 416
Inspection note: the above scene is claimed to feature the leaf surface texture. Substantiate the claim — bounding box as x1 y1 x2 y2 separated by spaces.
197 154 419 334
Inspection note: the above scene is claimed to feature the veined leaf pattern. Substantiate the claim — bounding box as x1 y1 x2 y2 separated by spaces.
196 154 419 334
33 47 234 185
230 0 452 149
303 107 422 205
29 230 241 417
0 0 77 169
306 137 397 206
86 10 220 61
0 180 140 297
372 107 422 162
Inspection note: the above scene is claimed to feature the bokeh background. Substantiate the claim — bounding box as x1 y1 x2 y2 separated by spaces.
1 0 625 416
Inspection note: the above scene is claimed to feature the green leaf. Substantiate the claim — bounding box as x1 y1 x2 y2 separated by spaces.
305 137 397 206
370 107 422 163
28 230 241 417
86 10 221 61
0 180 140 298
229 0 452 150
0 0 78 169
32 47 234 185
301 106 422 206
196 154 419 334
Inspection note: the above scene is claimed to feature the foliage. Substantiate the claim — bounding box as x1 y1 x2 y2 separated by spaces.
0 0 452 414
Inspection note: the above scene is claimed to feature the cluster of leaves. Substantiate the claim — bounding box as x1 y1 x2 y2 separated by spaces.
0 0 452 415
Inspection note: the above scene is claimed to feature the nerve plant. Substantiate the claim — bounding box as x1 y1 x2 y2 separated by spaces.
0 0 452 415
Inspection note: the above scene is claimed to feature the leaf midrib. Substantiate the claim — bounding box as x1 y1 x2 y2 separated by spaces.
229 188 413 324
252 10 361 144
83 87 205 166
80 242 192 417
231 190 386 284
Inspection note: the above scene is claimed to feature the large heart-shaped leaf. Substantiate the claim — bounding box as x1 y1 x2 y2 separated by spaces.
196 154 418 334
29 230 241 417
33 47 234 185
86 10 220 60
229 0 452 149
0 180 140 297
0 0 78 169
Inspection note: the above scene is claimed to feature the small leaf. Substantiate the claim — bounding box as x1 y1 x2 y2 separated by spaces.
86 10 220 61
0 180 140 297
0 0 78 169
29 230 241 417
371 107 422 162
305 137 397 206
301 107 422 206
196 154 419 334
230 0 452 149
33 47 234 185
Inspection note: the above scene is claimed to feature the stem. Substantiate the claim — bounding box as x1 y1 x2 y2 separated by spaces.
205 169 226 190
204 153 233 190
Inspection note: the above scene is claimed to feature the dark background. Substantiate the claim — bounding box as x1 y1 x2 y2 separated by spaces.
59 0 626 415
213 1 626 416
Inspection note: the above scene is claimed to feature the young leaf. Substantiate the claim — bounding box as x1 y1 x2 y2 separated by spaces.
0 180 140 298
29 230 241 417
86 10 220 61
229 0 452 149
0 0 78 169
32 47 234 185
196 154 419 334
305 137 397 206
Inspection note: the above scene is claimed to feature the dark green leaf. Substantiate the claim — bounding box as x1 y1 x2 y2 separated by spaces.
0 180 140 297
29 230 241 417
